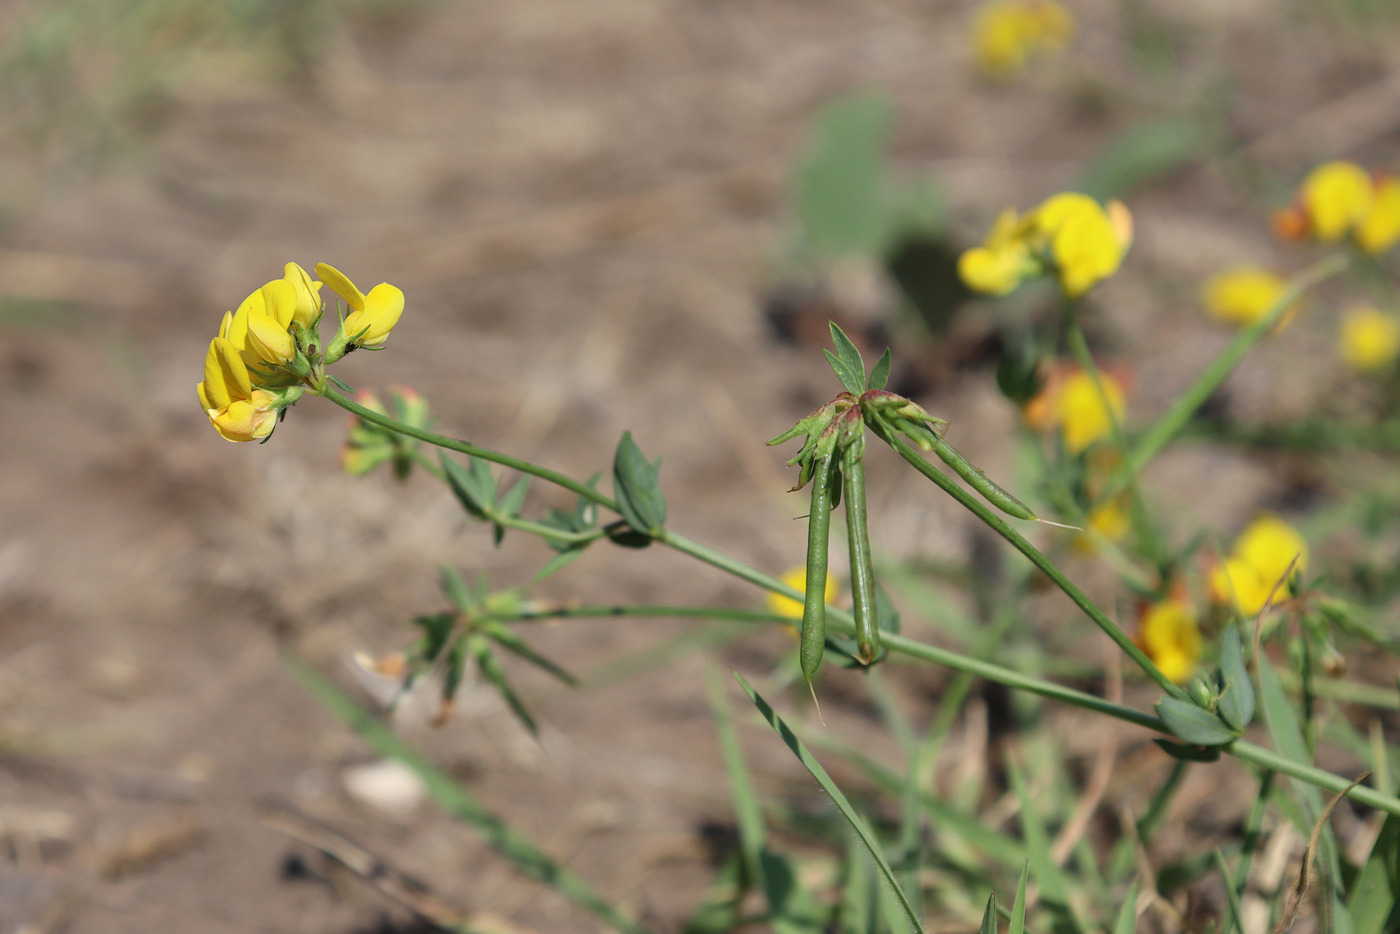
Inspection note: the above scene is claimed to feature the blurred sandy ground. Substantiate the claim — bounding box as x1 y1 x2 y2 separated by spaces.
0 0 1397 930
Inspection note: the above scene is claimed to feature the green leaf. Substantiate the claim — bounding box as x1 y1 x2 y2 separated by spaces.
829 322 866 388
1006 757 1069 912
1349 815 1400 934
734 674 926 934
485 622 578 687
440 452 494 521
978 893 998 934
795 94 896 258
1152 738 1221 762
612 432 668 537
1217 621 1255 732
1155 696 1237 746
824 349 866 396
868 348 892 392
413 611 456 663
440 565 473 613
282 656 648 934
1008 860 1029 934
494 474 531 545
1112 881 1139 934
702 664 767 904
471 637 538 737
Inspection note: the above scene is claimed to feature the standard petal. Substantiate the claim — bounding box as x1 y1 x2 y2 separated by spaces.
315 263 366 312
201 339 232 408
283 262 323 327
260 278 298 329
212 336 254 402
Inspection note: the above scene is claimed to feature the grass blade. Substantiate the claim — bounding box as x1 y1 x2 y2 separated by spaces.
703 663 769 903
1008 860 1029 934
284 655 650 934
734 673 926 934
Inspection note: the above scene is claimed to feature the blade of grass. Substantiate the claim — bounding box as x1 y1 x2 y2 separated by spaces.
702 662 769 905
1005 754 1075 928
734 673 927 934
1009 860 1030 934
284 655 651 934
1111 881 1139 934
1213 849 1246 934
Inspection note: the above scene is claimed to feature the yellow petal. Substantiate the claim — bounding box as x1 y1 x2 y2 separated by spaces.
1301 160 1372 241
211 336 253 403
1358 176 1400 255
1234 513 1307 585
201 338 232 408
245 306 296 366
1340 305 1400 372
1054 369 1124 453
259 278 297 329
1138 601 1200 684
315 262 366 312
1202 267 1290 328
958 244 1030 295
283 262 323 328
343 283 405 346
196 380 213 413
209 391 278 442
767 566 838 620
1209 556 1272 617
1050 206 1123 297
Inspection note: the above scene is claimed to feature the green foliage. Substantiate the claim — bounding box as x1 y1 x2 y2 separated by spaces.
612 431 668 540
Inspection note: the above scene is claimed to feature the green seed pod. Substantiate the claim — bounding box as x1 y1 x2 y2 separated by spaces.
928 434 1037 521
842 444 879 665
799 455 838 682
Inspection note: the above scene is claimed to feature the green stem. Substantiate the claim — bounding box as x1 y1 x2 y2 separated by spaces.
1103 253 1349 502
324 387 621 513
1228 739 1400 818
877 424 1188 700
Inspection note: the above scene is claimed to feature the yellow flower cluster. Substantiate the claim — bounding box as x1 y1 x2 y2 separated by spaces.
1136 598 1201 684
1274 161 1400 255
1339 306 1400 373
959 193 1133 299
196 262 405 443
1202 266 1299 330
1024 365 1128 454
972 0 1074 79
1209 514 1307 618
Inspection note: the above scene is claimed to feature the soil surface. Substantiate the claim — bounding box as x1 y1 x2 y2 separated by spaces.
0 1 1396 931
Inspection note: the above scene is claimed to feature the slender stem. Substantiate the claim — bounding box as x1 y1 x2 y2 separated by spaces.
1103 253 1349 502
877 423 1188 700
323 387 621 513
1228 739 1400 818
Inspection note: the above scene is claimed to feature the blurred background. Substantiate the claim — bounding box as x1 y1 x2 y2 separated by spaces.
1 0 1399 930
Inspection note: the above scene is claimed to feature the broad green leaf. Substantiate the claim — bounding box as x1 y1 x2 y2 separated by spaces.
795 94 895 257
1217 621 1256 732
1155 696 1237 746
612 432 668 537
868 348 892 391
735 674 926 934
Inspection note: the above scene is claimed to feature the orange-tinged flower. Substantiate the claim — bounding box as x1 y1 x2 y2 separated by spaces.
1277 161 1400 255
1339 305 1400 372
196 336 278 442
317 262 405 347
1202 267 1296 329
768 566 838 620
1137 599 1201 684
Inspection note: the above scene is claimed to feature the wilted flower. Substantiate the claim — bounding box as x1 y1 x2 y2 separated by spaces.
1209 513 1307 617
1137 598 1201 684
1339 305 1400 372
1274 161 1400 255
972 0 1073 79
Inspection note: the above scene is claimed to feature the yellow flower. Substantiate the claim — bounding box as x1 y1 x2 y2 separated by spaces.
972 0 1074 79
1034 194 1132 298
1276 161 1400 255
959 193 1130 298
1358 176 1400 255
768 566 837 620
1054 369 1125 454
196 336 278 443
317 262 405 347
1209 514 1307 616
958 208 1036 295
1340 306 1400 372
222 279 299 369
282 262 323 329
1137 600 1201 684
1202 267 1295 329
